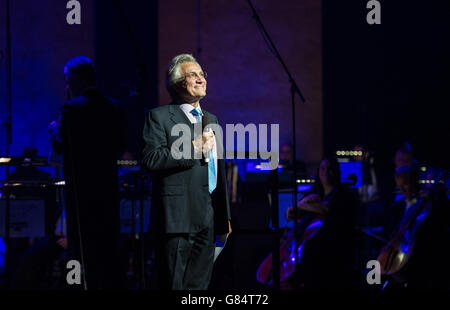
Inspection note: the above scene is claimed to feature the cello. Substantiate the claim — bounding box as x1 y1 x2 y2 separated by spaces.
377 171 448 277
256 195 325 285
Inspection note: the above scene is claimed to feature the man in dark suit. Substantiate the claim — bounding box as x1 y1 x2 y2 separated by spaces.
49 56 126 289
142 54 231 290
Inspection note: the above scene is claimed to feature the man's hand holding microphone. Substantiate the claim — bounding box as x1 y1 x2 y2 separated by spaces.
192 129 214 162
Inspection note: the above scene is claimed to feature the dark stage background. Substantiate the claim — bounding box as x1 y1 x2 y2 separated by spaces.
322 0 449 170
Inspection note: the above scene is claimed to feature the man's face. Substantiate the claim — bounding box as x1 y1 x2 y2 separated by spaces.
178 62 207 102
395 175 416 199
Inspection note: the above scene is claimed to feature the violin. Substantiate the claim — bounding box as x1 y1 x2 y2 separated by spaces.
377 171 447 276
256 196 324 285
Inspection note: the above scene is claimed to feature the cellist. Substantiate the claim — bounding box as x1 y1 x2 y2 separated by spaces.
380 165 449 288
285 157 359 289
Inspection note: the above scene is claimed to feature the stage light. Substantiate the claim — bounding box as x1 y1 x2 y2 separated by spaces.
0 157 11 163
296 179 314 184
118 159 138 166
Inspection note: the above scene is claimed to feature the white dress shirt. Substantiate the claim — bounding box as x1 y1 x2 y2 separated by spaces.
179 103 218 183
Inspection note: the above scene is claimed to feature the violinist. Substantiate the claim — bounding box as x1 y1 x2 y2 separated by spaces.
286 157 359 289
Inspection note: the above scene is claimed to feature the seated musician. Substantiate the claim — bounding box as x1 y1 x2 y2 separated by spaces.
386 165 421 238
381 165 449 288
286 157 359 289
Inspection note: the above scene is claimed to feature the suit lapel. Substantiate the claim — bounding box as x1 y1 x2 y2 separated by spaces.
202 110 211 124
169 103 193 128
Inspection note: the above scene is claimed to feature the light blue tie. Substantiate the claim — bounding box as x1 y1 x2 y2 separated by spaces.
190 108 216 193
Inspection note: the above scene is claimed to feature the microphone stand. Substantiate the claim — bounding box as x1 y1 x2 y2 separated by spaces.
247 0 306 289
4 0 12 155
2 0 13 286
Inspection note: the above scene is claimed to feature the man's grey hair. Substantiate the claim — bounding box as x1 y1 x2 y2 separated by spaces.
165 53 202 99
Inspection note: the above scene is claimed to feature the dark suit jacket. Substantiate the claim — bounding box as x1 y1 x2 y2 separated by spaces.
50 88 126 267
142 103 230 235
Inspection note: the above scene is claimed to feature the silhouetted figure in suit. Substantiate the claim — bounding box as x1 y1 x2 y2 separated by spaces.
49 56 126 289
